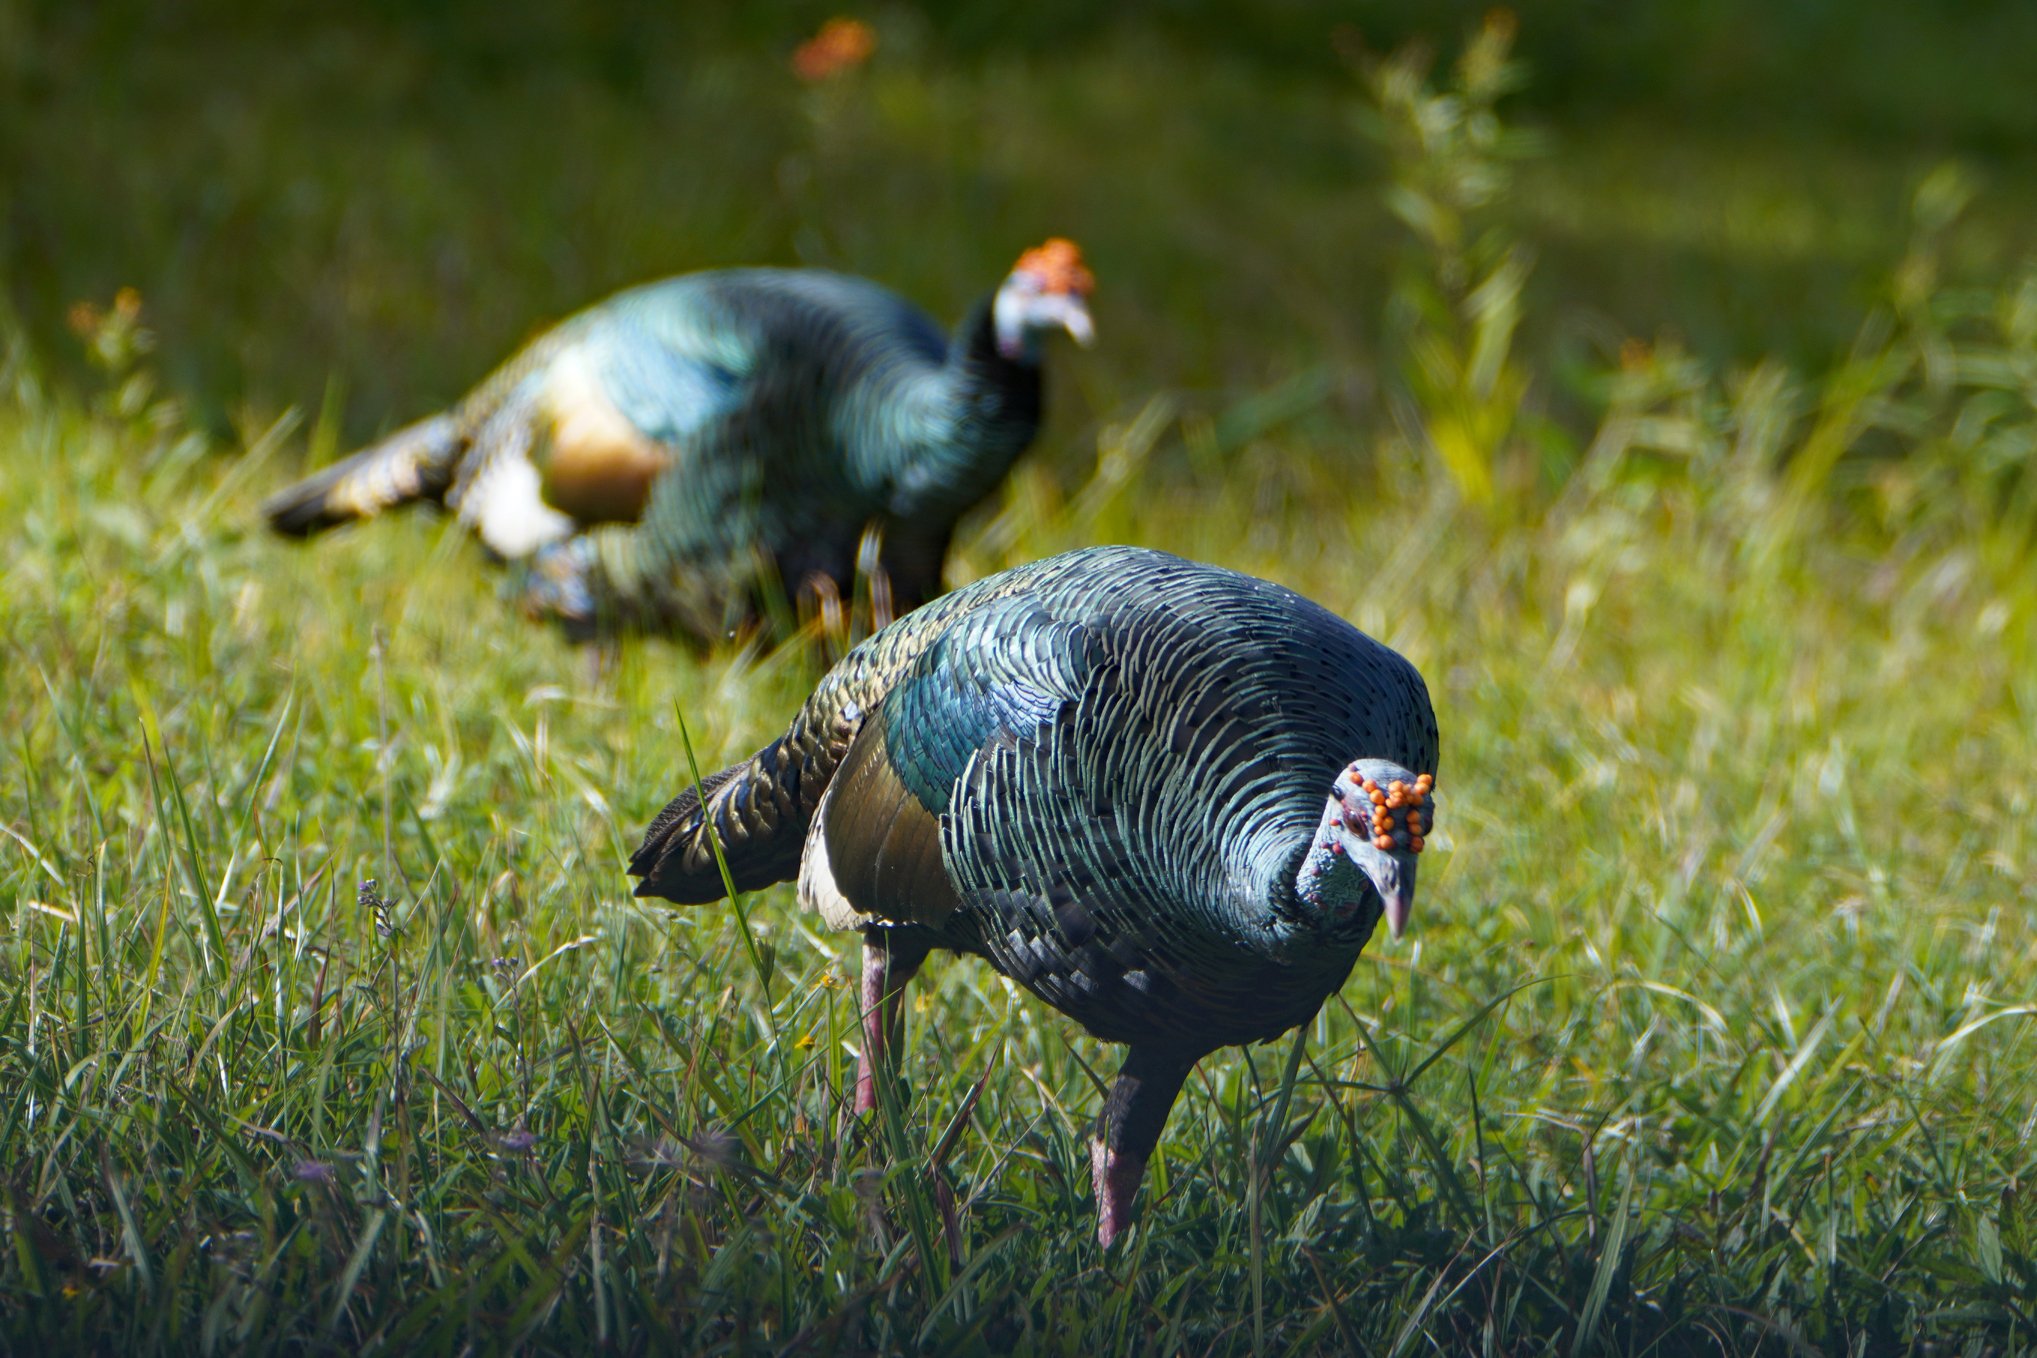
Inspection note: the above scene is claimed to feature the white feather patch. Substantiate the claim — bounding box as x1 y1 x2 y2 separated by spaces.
461 450 576 558
798 780 867 933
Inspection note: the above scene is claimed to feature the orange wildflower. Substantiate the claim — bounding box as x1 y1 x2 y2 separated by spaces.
793 18 876 82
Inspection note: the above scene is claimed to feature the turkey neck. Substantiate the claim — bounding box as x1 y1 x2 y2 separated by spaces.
864 299 1043 523
1213 799 1374 957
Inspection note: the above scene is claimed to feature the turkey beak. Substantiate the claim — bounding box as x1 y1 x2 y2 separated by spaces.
1352 841 1416 941
1380 872 1412 941
1043 293 1096 347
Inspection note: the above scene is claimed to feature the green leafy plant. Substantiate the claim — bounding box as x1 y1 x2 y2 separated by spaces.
1363 13 1541 508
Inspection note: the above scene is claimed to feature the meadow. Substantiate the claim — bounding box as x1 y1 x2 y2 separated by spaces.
5 8 2037 1352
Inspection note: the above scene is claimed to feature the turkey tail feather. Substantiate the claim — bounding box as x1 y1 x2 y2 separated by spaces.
631 743 809 903
263 412 462 536
630 578 964 903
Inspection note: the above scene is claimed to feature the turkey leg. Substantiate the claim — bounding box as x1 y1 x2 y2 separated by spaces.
1092 1046 1197 1246
854 927 929 1116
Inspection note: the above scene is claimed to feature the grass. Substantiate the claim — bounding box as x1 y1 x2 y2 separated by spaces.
7 10 2037 1354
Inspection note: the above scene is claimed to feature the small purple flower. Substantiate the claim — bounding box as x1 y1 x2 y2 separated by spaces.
294 1160 335 1185
499 1129 537 1153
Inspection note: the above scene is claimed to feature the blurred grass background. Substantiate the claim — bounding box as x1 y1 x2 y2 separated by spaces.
5 2 2037 1352
11 0 2037 434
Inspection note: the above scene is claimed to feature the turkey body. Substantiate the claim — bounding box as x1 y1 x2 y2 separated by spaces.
632 545 1441 1243
263 262 1074 639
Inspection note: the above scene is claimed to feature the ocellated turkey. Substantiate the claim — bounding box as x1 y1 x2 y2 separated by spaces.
263 241 1095 638
630 545 1441 1244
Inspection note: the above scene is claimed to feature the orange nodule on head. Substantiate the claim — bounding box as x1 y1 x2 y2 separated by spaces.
1014 238 1095 297
1406 773 1438 854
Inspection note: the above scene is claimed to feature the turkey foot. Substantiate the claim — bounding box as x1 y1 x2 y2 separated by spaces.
1093 1047 1197 1246
854 927 929 1118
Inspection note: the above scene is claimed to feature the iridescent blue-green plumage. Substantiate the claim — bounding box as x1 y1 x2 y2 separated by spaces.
559 270 1043 636
265 260 1075 639
631 545 1440 1242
